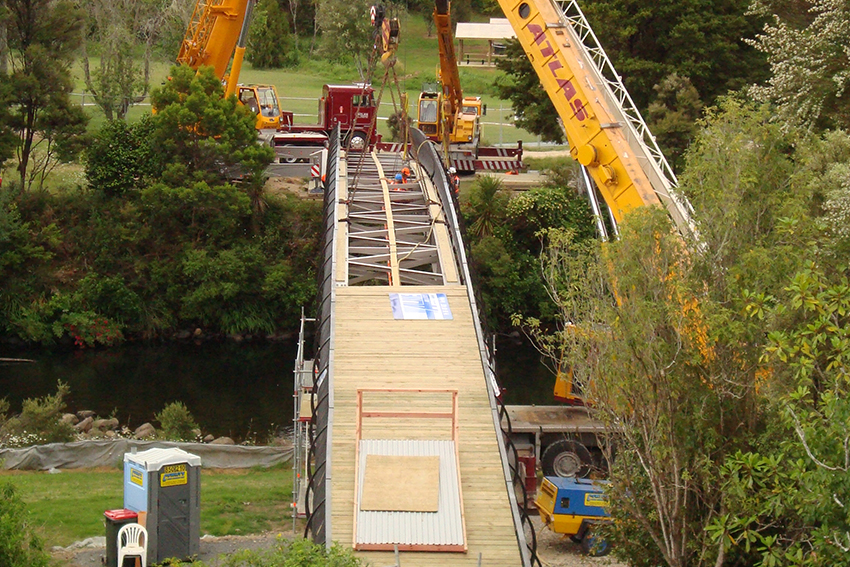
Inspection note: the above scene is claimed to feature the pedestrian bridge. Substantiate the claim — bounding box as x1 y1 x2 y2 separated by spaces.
295 128 532 566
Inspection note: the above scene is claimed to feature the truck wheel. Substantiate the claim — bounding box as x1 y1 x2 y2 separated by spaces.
580 527 611 557
346 131 368 152
541 439 592 478
279 146 298 164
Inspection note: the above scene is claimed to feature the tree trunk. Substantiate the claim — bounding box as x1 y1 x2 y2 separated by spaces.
0 20 7 75
288 0 299 49
17 108 35 195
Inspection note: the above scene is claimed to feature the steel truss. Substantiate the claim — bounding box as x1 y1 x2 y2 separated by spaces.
344 151 445 286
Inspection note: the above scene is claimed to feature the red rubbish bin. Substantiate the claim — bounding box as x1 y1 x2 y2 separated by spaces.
104 509 138 566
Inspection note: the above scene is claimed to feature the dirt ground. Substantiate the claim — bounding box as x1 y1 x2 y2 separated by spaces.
53 531 289 566
531 515 626 567
264 176 317 199
55 517 626 567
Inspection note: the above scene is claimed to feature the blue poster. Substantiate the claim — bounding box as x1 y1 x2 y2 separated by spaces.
389 293 453 320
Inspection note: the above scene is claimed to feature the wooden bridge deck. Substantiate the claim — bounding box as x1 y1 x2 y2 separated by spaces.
330 285 523 566
321 149 523 565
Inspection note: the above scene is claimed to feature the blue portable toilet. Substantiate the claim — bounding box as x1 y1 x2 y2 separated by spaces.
124 447 201 563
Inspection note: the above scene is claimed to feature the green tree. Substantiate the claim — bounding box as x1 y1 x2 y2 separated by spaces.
494 39 565 144
748 0 850 130
0 78 15 167
681 98 812 294
514 100 826 567
80 0 171 120
580 0 767 111
713 264 850 567
645 73 703 173
316 0 373 74
149 65 274 187
140 181 252 246
0 482 50 567
3 0 89 192
85 116 161 196
180 245 277 334
461 175 510 238
156 401 199 442
462 169 595 329
532 211 732 567
248 0 299 69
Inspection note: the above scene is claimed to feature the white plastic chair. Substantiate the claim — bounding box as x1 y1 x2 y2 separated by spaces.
117 522 147 567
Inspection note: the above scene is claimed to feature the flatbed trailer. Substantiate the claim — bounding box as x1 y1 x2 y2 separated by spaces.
503 405 605 480
375 141 524 172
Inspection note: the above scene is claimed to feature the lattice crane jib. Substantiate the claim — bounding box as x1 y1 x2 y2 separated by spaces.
496 0 697 239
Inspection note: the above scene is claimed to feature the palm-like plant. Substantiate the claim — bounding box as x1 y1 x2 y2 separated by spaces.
465 175 510 238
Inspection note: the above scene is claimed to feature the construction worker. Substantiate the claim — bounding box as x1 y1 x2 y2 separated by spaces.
448 167 460 195
401 166 411 183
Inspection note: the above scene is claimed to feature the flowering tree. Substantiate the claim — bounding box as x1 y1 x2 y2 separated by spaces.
748 0 850 130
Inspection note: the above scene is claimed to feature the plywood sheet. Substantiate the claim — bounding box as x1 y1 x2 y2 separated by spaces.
360 455 440 512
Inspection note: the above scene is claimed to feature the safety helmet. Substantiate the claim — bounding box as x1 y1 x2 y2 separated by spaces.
448 167 457 174
402 167 411 176
395 173 403 182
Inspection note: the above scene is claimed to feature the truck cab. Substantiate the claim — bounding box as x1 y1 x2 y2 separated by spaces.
280 84 379 151
536 476 612 556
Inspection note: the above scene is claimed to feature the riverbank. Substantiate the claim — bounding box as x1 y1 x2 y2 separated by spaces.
0 340 297 443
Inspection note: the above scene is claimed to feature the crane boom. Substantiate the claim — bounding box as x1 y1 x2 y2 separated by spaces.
176 0 280 130
434 0 463 118
178 0 250 83
495 0 695 238
417 0 482 155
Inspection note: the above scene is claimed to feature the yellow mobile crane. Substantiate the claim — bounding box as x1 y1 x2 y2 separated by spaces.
417 0 483 151
414 0 524 172
177 0 281 131
493 0 698 402
498 0 702 482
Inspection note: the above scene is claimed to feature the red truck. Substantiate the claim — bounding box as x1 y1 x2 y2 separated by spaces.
275 84 380 152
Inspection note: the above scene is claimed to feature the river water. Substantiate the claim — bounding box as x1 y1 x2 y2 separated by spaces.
0 336 552 442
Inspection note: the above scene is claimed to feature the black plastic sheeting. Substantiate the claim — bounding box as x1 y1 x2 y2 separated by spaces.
0 439 293 470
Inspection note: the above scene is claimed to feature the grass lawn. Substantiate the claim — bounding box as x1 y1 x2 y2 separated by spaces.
0 465 296 548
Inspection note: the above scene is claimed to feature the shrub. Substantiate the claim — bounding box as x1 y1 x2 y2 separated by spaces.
0 382 75 446
0 482 51 567
156 402 199 442
169 537 362 566
85 116 160 196
386 110 412 142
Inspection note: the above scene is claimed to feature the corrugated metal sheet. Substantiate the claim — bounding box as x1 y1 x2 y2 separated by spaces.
356 439 464 548
456 20 516 40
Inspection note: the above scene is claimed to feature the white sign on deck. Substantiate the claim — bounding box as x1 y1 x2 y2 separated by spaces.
389 293 453 320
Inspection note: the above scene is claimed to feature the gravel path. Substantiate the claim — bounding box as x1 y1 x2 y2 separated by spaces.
53 531 286 566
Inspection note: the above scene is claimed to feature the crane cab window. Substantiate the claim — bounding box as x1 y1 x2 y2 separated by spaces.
239 90 260 115
256 87 280 118
419 99 438 123
462 105 479 115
